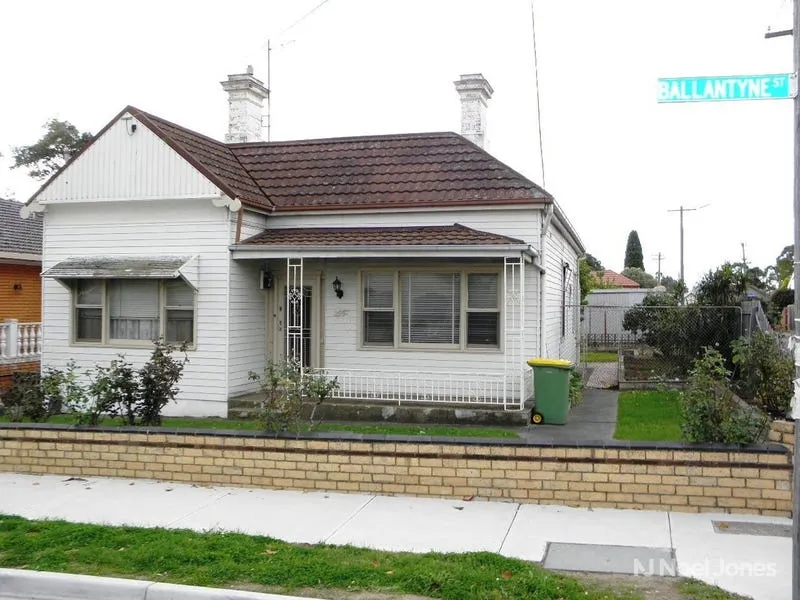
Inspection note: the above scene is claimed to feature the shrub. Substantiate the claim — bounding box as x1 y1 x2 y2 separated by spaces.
137 339 188 426
568 370 583 407
305 370 339 427
731 332 793 419
681 348 768 444
0 371 46 422
45 360 86 421
249 361 339 432
249 361 306 432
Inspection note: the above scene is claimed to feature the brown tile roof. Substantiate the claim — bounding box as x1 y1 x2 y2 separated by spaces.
595 270 640 288
229 133 550 211
27 106 553 214
241 224 527 247
0 197 42 256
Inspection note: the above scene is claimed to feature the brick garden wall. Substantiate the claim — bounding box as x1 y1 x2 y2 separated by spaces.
768 420 795 455
0 425 792 517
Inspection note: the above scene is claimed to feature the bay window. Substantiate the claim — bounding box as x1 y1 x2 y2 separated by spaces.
361 270 500 350
73 278 195 346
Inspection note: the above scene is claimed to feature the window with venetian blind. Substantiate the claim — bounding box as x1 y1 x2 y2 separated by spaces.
73 279 195 346
361 270 500 350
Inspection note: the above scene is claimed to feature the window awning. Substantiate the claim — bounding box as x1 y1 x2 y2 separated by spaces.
42 255 199 290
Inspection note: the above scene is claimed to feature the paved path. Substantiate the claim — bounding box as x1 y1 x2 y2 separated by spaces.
585 362 619 389
520 388 618 443
0 473 790 600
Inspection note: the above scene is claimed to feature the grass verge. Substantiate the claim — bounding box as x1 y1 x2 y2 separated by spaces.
614 390 682 442
582 351 619 363
0 515 630 600
0 415 519 439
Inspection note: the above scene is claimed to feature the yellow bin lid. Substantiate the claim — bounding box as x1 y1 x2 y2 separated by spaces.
527 358 573 369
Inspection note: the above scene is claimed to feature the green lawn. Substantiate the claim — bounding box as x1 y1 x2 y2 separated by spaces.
0 415 518 439
614 390 683 442
582 351 619 363
0 516 751 600
0 515 628 600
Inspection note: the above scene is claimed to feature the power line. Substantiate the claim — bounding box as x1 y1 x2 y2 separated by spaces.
530 0 547 188
262 0 333 142
276 0 331 39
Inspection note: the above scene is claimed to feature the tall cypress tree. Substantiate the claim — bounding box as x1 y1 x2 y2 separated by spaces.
624 230 644 270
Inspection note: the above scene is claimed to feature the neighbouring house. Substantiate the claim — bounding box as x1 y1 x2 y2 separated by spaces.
584 288 650 349
593 269 640 289
0 197 44 387
20 69 584 418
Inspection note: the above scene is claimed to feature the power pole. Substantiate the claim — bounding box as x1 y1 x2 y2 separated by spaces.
652 252 665 284
793 2 800 596
667 204 709 292
770 4 800 595
741 242 747 266
770 3 800 595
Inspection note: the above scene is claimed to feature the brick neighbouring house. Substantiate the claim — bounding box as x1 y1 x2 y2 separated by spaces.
0 197 43 390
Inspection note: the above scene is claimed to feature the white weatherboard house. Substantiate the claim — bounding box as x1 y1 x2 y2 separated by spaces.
21 70 584 417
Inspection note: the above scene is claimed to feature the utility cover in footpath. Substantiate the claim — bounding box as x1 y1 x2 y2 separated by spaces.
657 74 793 103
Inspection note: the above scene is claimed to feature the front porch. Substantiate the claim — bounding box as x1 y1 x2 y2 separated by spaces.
230 224 539 415
0 320 42 390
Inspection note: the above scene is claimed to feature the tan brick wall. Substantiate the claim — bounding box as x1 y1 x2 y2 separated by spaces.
768 420 795 455
0 428 792 517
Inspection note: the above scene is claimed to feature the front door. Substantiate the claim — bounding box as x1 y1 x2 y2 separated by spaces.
285 285 313 368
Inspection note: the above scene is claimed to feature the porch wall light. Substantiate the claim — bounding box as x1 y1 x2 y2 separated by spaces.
260 269 274 290
332 277 344 299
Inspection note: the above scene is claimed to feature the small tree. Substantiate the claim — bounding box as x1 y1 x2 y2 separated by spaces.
11 119 93 180
731 332 793 419
584 253 603 271
137 339 188 426
621 267 656 288
624 230 644 270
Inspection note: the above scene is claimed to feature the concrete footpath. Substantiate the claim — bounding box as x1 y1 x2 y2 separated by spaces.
0 473 791 600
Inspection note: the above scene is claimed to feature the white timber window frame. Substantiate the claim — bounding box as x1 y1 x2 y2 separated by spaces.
359 267 502 352
71 279 197 349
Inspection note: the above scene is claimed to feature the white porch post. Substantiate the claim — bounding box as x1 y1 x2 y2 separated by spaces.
503 256 525 410
286 258 304 366
4 319 18 359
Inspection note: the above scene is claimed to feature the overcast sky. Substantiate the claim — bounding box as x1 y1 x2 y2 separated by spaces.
0 0 794 286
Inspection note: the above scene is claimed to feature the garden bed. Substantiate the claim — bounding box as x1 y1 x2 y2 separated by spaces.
0 415 519 439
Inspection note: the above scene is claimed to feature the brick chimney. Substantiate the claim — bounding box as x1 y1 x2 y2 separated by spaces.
220 66 269 143
454 73 494 149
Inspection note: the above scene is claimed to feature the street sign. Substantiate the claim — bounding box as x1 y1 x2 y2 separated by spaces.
657 74 794 103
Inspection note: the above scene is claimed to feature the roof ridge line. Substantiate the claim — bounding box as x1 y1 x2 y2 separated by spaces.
228 131 460 148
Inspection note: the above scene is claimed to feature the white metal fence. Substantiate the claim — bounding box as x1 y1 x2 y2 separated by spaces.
0 320 42 360
310 367 530 409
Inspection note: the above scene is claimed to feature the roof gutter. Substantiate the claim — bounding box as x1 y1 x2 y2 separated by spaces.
230 243 536 260
0 251 42 265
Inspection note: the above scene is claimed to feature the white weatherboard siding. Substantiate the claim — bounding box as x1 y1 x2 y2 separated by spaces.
543 224 579 363
42 200 231 416
264 207 541 248
228 210 269 397
317 260 538 391
35 114 221 204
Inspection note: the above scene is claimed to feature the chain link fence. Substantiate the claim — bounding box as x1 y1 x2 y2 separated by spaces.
576 304 745 388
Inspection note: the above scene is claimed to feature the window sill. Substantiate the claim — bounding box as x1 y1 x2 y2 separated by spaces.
358 344 502 354
70 341 197 352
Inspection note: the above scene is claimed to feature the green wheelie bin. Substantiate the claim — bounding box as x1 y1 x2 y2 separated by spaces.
527 358 573 425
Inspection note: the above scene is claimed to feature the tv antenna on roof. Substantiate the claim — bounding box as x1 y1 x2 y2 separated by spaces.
262 0 332 142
